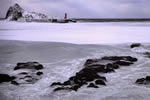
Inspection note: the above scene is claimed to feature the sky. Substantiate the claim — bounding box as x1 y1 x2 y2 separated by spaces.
0 0 150 18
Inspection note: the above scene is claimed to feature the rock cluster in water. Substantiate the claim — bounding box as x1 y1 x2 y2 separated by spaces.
51 56 138 92
136 76 150 85
0 62 44 85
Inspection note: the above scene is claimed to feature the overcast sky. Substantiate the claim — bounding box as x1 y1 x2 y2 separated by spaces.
0 0 150 18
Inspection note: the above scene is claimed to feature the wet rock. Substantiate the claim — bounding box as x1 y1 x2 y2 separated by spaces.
86 64 114 73
102 56 125 61
14 62 44 70
113 61 133 66
53 87 70 92
24 75 32 78
95 80 106 86
84 59 99 66
0 74 15 83
11 76 16 80
125 56 138 62
130 43 141 48
11 80 19 85
143 52 150 58
106 63 119 69
35 64 44 70
19 72 28 75
136 76 150 85
69 85 81 91
51 56 137 92
102 56 137 62
145 76 150 81
12 62 44 84
87 83 99 88
51 82 63 86
36 72 43 76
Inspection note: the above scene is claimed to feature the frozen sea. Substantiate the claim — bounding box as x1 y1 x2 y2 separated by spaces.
0 21 150 100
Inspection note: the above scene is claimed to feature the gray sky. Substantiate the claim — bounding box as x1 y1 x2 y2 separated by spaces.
0 0 150 18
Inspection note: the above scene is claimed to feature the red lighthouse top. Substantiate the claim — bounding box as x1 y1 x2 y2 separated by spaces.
64 13 67 19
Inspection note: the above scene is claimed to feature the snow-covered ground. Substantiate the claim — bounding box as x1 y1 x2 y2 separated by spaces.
0 21 150 44
0 22 150 100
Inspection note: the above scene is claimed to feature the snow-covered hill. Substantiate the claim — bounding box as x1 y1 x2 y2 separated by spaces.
5 3 48 21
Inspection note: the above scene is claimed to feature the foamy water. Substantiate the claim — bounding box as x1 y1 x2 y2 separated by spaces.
0 40 150 100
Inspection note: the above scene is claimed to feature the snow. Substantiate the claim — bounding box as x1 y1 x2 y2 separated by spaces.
0 22 150 100
0 21 150 44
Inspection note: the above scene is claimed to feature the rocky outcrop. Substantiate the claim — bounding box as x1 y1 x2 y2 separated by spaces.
12 62 44 85
0 62 44 85
51 56 138 92
6 3 48 21
6 4 24 20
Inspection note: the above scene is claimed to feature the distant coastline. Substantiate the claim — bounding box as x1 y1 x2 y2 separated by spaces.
1 18 150 23
72 18 150 22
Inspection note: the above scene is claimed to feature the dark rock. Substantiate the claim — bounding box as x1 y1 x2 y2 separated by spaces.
19 72 28 75
105 66 115 73
75 68 102 81
25 78 36 83
69 85 81 91
143 52 150 58
11 76 16 80
106 63 119 69
10 62 44 85
14 62 44 70
63 80 72 85
5 3 48 21
113 61 133 66
102 56 124 61
34 64 44 70
51 56 137 92
5 3 24 20
24 75 32 78
135 76 150 85
53 87 70 92
11 81 19 85
86 64 114 73
36 72 43 76
136 78 145 84
0 74 12 83
84 59 99 66
125 56 138 62
87 83 99 88
145 76 150 81
130 43 141 48
102 56 137 62
143 52 150 55
95 80 106 86
51 82 63 86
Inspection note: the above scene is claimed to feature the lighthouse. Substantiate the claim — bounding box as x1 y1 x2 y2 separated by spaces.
64 13 67 20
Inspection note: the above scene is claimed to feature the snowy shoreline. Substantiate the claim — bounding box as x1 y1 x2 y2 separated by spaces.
1 22 150 44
